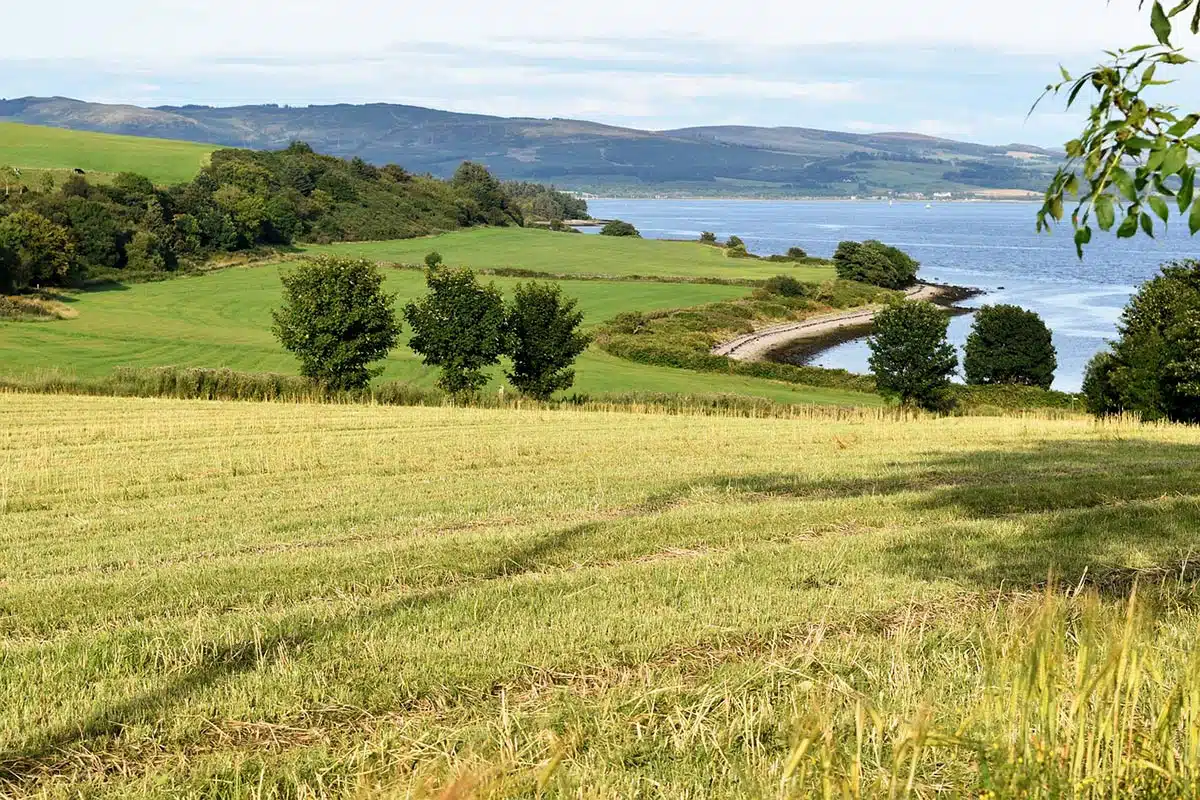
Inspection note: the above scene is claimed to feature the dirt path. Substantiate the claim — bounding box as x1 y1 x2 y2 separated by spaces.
712 284 949 362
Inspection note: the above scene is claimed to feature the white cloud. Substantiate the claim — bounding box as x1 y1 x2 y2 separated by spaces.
3 0 1158 60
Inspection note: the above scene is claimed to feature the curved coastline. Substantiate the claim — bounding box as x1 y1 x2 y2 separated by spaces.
712 283 982 366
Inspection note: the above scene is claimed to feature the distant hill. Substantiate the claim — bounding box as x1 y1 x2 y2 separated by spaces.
0 121 216 186
0 97 1060 197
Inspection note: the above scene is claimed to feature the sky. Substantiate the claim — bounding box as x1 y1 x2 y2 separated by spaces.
4 0 1196 146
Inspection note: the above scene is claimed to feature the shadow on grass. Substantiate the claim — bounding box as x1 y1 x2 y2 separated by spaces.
6 440 1199 782
0 522 602 785
650 438 1200 589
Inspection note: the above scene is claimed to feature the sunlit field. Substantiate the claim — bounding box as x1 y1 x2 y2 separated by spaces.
3 393 1199 797
0 263 879 407
0 122 215 186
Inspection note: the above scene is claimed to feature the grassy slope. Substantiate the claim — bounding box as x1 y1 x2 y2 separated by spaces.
0 122 215 185
305 227 838 282
0 264 877 406
2 395 1198 796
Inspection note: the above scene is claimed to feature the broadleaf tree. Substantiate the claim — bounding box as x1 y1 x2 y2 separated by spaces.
405 266 508 397
272 256 401 391
505 282 591 400
1037 0 1200 255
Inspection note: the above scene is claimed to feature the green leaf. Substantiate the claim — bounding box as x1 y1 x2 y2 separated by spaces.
1060 65 1072 82
1118 212 1140 238
1142 63 1159 87
1065 139 1083 158
1095 193 1117 231
1179 166 1196 211
1149 194 1171 223
1153 1 1174 44
1190 192 1200 233
1111 167 1138 202
1142 212 1156 237
1168 114 1200 137
1050 195 1064 222
1074 225 1093 258
1161 144 1188 176
1126 136 1156 152
1162 53 1192 64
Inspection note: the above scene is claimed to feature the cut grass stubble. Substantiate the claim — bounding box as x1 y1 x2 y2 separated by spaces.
2 395 1200 796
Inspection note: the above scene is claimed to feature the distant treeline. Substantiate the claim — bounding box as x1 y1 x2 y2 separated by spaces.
0 142 583 293
503 181 589 221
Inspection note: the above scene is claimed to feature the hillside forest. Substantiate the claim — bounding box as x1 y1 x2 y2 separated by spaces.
0 143 585 292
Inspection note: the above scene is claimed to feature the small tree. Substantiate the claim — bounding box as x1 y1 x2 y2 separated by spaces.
868 301 958 410
424 251 443 269
405 266 507 397
786 246 808 260
726 235 744 249
699 231 717 244
963 305 1057 389
600 220 640 237
272 256 400 391
505 282 591 400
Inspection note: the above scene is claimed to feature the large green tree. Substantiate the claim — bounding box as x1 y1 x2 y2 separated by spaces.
1039 0 1200 254
0 210 78 292
1082 260 1200 422
272 256 401 391
963 305 1058 390
405 266 508 397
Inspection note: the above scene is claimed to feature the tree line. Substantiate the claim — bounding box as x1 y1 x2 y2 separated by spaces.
272 255 590 400
0 144 577 294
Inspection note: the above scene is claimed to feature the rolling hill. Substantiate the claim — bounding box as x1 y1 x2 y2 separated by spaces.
0 97 1058 196
0 121 216 185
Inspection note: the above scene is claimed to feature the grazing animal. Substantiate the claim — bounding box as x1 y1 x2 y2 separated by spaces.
73 168 85 175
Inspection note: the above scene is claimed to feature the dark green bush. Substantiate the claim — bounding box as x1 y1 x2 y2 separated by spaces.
1082 351 1122 417
699 231 718 244
963 304 1057 390
761 275 815 298
833 240 919 289
600 220 640 237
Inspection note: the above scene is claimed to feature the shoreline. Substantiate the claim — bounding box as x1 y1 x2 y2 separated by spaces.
712 283 983 364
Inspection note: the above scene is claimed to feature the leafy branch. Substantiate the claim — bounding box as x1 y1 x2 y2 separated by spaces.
1037 0 1200 256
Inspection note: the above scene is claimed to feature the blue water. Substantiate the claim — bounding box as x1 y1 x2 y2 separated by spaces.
587 199 1200 391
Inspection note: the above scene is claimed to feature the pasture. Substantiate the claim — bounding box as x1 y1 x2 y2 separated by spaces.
304 228 837 282
0 122 215 186
2 394 1199 796
0 263 877 406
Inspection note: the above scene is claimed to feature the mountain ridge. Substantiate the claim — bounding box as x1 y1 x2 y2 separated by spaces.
0 96 1059 196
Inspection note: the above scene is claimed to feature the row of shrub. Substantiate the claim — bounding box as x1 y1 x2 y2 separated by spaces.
0 143 541 293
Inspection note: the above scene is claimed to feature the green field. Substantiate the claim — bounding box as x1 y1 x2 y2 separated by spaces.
0 262 877 406
0 122 215 186
305 228 837 282
3 394 1198 796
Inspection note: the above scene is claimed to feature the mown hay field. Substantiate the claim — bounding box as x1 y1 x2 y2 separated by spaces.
3 393 1199 797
